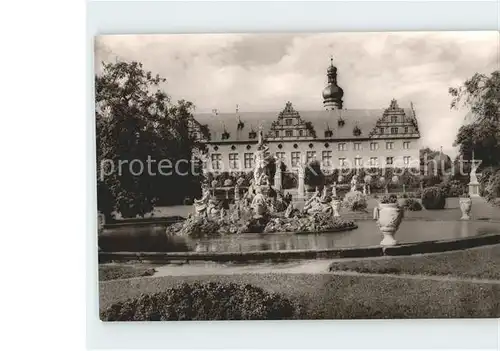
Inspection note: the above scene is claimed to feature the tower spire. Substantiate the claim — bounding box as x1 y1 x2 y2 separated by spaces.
322 56 343 110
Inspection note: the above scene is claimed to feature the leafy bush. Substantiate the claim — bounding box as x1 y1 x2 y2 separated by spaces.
483 169 500 202
342 191 368 211
380 194 398 204
439 180 467 198
403 198 423 211
100 282 297 321
421 186 446 210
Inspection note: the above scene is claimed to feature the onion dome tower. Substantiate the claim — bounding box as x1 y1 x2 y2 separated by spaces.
322 57 344 110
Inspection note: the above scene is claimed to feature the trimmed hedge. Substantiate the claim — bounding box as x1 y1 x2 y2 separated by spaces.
100 282 297 321
421 186 446 210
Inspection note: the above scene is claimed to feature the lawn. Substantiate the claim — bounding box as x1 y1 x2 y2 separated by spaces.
329 244 500 280
99 264 157 282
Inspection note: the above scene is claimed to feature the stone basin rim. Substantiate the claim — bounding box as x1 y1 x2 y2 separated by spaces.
98 232 500 263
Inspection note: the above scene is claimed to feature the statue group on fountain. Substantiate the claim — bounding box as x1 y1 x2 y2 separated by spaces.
193 183 221 219
303 185 334 215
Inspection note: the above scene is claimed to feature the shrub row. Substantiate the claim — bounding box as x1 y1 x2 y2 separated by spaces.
100 282 298 321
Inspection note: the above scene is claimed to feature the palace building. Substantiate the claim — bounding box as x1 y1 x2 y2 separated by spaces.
191 58 422 173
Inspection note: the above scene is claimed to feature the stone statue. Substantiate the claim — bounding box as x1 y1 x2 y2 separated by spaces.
304 187 333 215
284 202 296 218
251 186 268 218
350 175 358 192
470 161 479 184
194 183 211 217
206 199 220 219
253 127 270 186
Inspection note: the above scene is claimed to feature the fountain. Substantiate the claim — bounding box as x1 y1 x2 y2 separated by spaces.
171 131 357 238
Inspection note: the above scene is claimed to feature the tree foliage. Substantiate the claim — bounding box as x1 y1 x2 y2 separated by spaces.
449 70 500 122
450 70 500 168
95 61 208 218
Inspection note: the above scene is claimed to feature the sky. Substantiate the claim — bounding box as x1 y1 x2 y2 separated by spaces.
95 31 499 157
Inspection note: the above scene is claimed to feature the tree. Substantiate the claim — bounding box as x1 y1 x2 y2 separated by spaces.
304 160 324 190
96 61 208 218
449 70 500 168
453 120 500 168
449 70 500 123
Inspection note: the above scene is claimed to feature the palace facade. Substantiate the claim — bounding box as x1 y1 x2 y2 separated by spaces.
192 59 421 173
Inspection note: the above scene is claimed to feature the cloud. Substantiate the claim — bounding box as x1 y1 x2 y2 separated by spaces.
94 31 499 157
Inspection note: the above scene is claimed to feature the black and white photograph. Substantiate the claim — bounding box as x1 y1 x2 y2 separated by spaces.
95 31 500 321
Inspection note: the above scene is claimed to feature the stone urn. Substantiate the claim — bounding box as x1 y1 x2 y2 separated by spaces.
331 199 341 217
375 203 404 246
459 197 472 220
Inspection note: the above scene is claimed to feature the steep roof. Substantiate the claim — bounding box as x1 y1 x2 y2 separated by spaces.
193 105 419 143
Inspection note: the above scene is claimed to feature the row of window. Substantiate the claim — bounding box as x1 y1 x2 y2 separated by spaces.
380 126 411 134
210 152 412 170
274 129 310 138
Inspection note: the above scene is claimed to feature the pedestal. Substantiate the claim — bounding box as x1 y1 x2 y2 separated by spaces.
274 171 282 191
468 182 480 198
297 172 305 199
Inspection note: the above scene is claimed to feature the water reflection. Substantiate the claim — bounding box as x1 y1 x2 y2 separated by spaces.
189 220 500 253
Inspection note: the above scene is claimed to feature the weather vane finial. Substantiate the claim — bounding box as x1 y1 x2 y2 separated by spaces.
330 55 334 65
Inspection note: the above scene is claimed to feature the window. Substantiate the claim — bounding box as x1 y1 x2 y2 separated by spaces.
306 151 316 162
275 152 285 160
324 130 333 138
386 157 394 165
386 142 394 150
229 153 239 169
370 142 379 151
299 130 303 137
380 127 384 134
275 130 279 138
370 157 378 166
391 127 398 134
285 130 293 137
291 152 301 167
244 153 253 169
211 154 222 170
404 126 409 133
403 141 410 149
339 158 347 167
338 143 347 151
391 116 397 123
404 156 411 166
354 157 362 167
354 142 362 151
322 151 332 167
286 119 292 126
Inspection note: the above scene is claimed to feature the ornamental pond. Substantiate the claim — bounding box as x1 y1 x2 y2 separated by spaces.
99 219 500 254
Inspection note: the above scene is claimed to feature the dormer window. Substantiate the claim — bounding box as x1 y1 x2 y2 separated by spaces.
248 131 257 139
275 130 279 138
285 119 292 126
221 131 230 140
299 130 303 137
324 130 333 138
353 126 362 136
338 118 345 127
391 116 397 123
